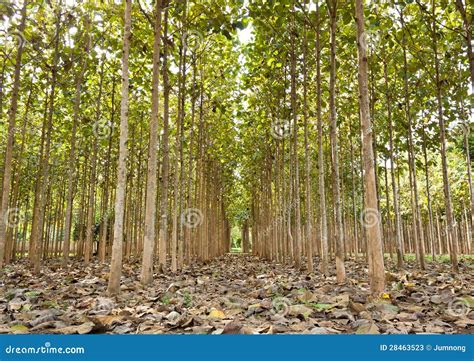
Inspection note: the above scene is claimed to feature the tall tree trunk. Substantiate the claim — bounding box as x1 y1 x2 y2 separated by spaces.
0 0 27 267
302 4 313 273
85 57 105 264
140 0 162 285
400 10 425 270
327 0 345 282
99 76 116 263
431 0 458 271
290 1 302 268
421 120 436 261
107 0 132 295
30 3 61 274
177 1 188 268
5 89 32 263
459 94 473 247
355 0 385 295
158 5 170 273
316 2 328 276
62 16 91 266
349 125 359 259
383 53 403 269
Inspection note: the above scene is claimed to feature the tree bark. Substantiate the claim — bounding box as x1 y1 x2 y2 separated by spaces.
107 0 132 295
431 0 458 271
158 5 170 273
355 0 385 295
140 0 162 285
302 0 313 273
0 0 27 267
30 3 61 274
85 57 104 264
383 53 403 269
326 0 345 282
316 2 328 276
62 16 91 266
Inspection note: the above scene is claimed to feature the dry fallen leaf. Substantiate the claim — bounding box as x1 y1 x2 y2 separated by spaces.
208 309 225 319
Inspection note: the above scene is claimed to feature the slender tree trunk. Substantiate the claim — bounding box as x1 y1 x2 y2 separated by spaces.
0 0 27 267
290 1 302 268
431 0 458 271
383 54 403 269
184 57 197 264
177 1 188 269
349 126 359 259
31 4 61 274
316 2 328 276
302 0 313 273
99 76 116 262
140 0 162 285
85 57 104 264
421 121 436 261
5 89 32 263
400 10 425 270
327 0 345 282
62 16 91 266
158 6 170 273
355 0 385 295
107 0 132 295
459 95 473 246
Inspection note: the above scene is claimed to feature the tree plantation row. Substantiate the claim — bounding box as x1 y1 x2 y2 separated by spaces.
0 0 472 298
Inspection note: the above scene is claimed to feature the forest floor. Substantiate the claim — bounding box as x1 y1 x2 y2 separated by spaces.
0 254 472 334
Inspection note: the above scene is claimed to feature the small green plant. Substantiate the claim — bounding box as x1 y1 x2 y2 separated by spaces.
25 291 41 298
309 303 333 311
183 291 192 308
41 300 59 309
161 293 171 305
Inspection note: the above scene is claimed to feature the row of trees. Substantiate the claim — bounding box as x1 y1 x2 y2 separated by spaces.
0 0 472 296
238 0 472 290
0 0 244 295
